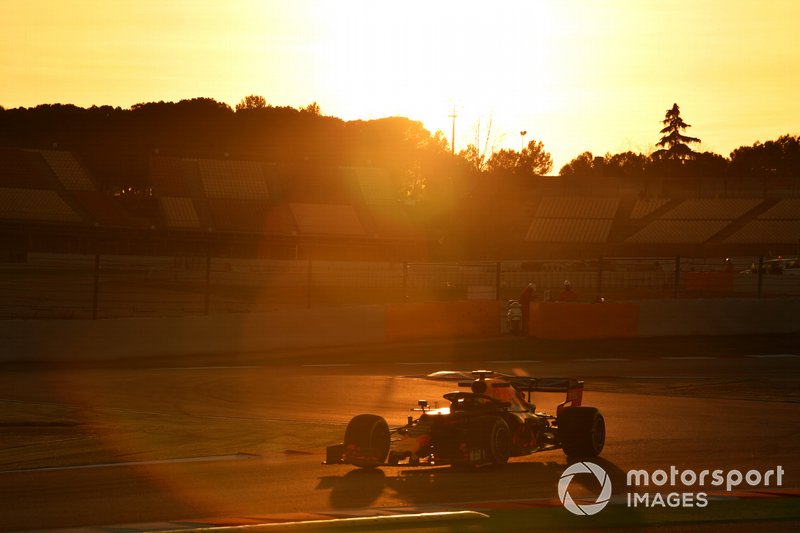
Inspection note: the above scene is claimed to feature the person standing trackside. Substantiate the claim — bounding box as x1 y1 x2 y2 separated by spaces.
519 282 537 333
558 280 577 302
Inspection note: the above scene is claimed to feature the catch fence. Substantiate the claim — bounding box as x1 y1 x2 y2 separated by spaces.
1 253 798 319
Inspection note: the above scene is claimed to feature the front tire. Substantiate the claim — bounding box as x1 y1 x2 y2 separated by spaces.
344 414 390 468
558 407 605 458
474 416 511 466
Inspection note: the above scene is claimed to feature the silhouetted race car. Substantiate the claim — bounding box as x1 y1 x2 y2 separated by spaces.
324 370 605 468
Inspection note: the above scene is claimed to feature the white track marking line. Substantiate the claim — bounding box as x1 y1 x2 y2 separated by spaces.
746 354 798 358
395 362 450 365
574 358 628 362
163 365 261 370
661 356 716 360
488 360 541 363
302 363 354 367
623 376 712 379
0 454 260 474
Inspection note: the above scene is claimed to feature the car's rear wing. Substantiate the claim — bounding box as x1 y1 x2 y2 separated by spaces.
507 377 584 416
507 377 583 393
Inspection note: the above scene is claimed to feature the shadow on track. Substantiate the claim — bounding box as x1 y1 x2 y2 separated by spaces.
317 457 630 510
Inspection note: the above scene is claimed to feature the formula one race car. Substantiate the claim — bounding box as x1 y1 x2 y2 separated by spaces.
324 370 605 468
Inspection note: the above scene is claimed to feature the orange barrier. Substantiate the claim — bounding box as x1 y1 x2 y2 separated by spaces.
684 272 735 291
385 300 502 342
528 302 639 340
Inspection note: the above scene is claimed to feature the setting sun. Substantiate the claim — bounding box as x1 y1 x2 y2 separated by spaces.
3 0 799 170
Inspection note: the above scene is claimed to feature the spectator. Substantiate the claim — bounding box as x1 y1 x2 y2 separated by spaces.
519 283 537 333
558 280 577 302
724 258 735 272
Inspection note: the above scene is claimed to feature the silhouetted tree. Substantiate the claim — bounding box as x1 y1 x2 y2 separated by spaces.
519 140 553 176
486 148 521 175
235 94 267 111
301 101 321 115
486 140 552 177
604 151 648 179
729 134 800 179
458 144 486 173
654 103 700 162
559 151 598 177
687 151 729 177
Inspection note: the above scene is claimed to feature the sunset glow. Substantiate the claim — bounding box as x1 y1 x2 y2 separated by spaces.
3 0 800 170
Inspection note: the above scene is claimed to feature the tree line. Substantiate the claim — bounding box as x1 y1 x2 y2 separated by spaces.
560 104 800 182
0 98 797 195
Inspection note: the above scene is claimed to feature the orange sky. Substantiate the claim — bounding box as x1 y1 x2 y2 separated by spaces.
4 0 800 171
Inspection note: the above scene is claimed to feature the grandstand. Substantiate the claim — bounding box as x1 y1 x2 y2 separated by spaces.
524 197 619 243
198 159 272 200
625 197 767 244
630 197 671 219
1 148 146 228
2 147 800 261
0 188 82 223
289 203 366 236
723 199 800 244
38 150 96 191
340 166 397 205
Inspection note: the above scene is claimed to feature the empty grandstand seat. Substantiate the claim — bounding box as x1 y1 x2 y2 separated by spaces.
207 199 296 235
289 203 366 236
358 204 422 239
525 218 612 243
37 150 96 191
71 191 149 228
630 197 671 219
535 197 619 219
150 157 195 197
661 198 762 220
198 159 271 200
0 187 83 223
724 220 800 244
757 199 800 219
340 166 397 205
0 148 54 189
158 197 201 229
625 220 729 243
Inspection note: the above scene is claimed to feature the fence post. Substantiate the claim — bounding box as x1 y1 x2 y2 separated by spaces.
402 262 409 302
204 252 211 315
92 252 100 320
757 256 764 298
597 256 604 302
674 256 681 299
306 259 313 309
495 262 501 300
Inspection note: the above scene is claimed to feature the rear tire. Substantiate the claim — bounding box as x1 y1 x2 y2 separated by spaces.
344 414 390 468
558 407 605 458
474 416 511 466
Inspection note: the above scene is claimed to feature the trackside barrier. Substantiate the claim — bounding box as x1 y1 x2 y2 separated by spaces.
1 299 798 362
637 298 800 337
684 272 735 292
384 300 502 342
0 306 386 363
528 302 640 340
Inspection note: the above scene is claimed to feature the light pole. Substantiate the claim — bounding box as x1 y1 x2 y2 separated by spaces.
520 130 527 152
449 105 458 155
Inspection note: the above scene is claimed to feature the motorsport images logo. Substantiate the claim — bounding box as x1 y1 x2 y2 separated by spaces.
558 461 612 516
558 462 786 515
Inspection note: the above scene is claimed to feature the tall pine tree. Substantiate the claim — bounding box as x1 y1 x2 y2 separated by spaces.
654 103 701 161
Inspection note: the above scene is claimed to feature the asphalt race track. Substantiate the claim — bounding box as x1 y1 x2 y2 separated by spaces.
1 335 799 532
